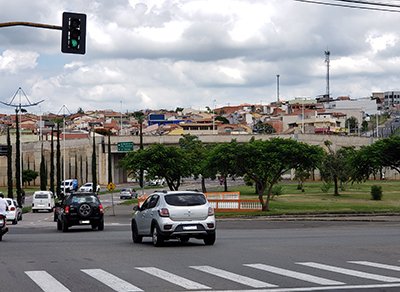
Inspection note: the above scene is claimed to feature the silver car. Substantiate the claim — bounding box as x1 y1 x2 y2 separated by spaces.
131 191 216 246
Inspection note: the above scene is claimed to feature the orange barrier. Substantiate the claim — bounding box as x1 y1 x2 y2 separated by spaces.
207 199 261 212
204 192 240 200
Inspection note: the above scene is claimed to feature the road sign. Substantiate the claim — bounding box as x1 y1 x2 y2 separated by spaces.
117 142 134 152
107 182 116 191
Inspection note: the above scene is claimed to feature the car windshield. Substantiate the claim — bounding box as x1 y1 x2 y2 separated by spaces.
165 193 206 206
121 189 131 192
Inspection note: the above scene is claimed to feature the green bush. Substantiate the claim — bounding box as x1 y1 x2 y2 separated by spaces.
321 182 332 193
271 185 283 198
371 185 383 200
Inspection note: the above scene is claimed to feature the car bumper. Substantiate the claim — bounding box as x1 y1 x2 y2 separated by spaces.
6 212 17 221
157 217 216 238
63 215 103 226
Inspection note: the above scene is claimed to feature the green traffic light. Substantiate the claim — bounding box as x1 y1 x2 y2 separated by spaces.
71 39 78 48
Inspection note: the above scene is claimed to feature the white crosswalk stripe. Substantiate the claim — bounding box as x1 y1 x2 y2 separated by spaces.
190 265 277 288
349 261 400 271
136 267 211 290
81 269 143 292
298 262 400 282
245 263 345 286
25 271 71 292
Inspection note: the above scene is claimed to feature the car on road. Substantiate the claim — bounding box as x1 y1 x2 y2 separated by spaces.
56 192 104 232
131 190 216 247
32 191 55 213
78 182 101 193
61 179 79 193
120 188 137 199
5 198 22 225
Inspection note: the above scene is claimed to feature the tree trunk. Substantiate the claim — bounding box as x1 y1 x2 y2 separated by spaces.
224 177 228 192
333 176 339 196
201 177 207 193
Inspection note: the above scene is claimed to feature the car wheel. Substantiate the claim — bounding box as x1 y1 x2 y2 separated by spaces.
131 221 142 243
57 219 62 231
204 232 216 246
98 219 104 231
62 220 68 232
152 224 164 247
180 236 190 243
32 209 37 213
12 217 18 225
0 234 2 241
53 212 57 222
18 213 22 221
78 203 92 218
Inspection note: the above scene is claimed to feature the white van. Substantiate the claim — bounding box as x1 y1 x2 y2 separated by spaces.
32 191 55 213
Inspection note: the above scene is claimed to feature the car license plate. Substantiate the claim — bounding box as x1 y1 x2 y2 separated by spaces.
183 225 197 230
80 220 90 224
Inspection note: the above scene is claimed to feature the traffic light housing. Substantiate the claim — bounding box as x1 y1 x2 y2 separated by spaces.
61 12 86 54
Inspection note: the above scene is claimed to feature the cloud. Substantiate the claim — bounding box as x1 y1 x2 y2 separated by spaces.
0 50 39 73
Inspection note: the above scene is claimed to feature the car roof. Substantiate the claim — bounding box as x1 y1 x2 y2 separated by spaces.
153 190 204 196
34 191 52 194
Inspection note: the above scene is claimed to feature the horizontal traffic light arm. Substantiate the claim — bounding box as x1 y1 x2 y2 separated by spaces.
0 21 62 30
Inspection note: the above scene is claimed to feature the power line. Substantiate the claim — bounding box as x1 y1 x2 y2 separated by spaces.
294 0 400 12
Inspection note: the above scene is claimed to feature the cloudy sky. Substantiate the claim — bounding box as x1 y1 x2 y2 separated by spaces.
0 0 399 115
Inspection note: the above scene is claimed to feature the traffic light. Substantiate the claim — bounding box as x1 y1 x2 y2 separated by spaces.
61 12 86 54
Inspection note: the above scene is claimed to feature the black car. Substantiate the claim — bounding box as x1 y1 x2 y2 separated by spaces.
56 192 104 232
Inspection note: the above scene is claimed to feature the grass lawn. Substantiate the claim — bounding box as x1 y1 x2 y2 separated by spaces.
208 180 400 216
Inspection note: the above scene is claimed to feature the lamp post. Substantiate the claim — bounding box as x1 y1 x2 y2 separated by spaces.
57 105 70 196
212 99 216 135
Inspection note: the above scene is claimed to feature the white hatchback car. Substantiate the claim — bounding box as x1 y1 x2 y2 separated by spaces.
131 191 216 246
6 198 22 225
79 182 101 193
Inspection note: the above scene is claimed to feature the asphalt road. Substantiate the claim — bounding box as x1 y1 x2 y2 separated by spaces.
2 207 400 292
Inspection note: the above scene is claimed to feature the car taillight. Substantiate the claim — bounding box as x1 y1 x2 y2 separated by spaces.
158 208 170 217
10 206 15 211
64 206 70 214
99 204 104 214
0 218 4 226
208 207 214 216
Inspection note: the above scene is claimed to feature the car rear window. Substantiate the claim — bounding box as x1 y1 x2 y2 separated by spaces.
69 195 99 204
35 194 49 199
165 193 206 206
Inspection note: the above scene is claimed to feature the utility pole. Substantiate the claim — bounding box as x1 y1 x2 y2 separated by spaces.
276 74 280 102
325 50 330 99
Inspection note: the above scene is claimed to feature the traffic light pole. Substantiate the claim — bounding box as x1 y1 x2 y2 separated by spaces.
0 22 61 30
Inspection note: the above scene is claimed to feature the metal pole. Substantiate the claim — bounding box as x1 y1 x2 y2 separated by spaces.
276 74 280 102
212 99 216 134
120 100 123 136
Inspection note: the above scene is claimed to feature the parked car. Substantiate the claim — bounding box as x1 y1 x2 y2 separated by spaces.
120 188 137 199
32 191 55 213
5 198 22 225
56 192 104 232
131 190 216 247
78 182 101 193
61 179 79 193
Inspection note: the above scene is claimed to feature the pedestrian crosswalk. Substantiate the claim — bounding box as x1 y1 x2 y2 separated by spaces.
23 260 400 291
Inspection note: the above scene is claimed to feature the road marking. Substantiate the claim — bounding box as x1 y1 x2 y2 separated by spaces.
25 271 71 292
136 267 211 290
297 262 400 282
349 261 400 271
81 269 143 292
190 265 277 288
193 282 400 292
245 263 344 286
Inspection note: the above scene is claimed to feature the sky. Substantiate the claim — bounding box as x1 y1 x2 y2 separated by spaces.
0 0 399 115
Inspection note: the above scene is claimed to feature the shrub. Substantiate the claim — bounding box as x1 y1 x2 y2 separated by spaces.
321 182 332 193
371 185 383 200
271 185 283 198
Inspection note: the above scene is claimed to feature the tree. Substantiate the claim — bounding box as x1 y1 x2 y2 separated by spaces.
206 140 240 192
253 121 276 134
15 108 22 206
22 169 38 186
175 107 184 113
345 116 358 134
215 116 229 124
319 141 356 196
49 126 55 194
7 126 13 199
122 144 190 191
56 122 61 198
40 143 47 190
77 107 84 114
92 131 97 193
179 134 209 192
235 138 324 211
